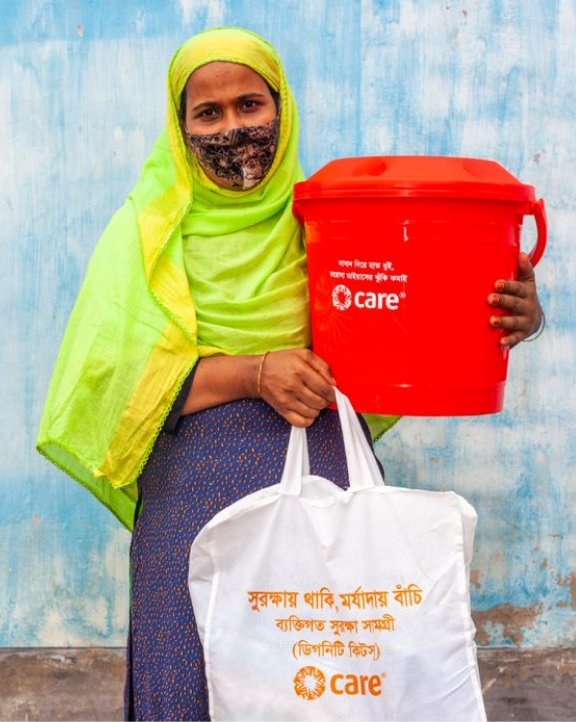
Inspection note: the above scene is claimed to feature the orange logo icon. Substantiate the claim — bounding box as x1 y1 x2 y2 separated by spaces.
294 666 326 700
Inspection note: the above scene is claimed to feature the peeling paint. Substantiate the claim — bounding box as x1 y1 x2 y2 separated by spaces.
558 572 576 610
473 604 544 646
470 569 482 590
178 0 225 28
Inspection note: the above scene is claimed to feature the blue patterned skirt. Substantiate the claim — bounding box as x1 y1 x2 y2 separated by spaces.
125 398 377 721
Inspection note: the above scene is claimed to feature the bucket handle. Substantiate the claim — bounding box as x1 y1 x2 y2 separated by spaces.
527 198 547 267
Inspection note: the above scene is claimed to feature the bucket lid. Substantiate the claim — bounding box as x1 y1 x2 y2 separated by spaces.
294 156 536 202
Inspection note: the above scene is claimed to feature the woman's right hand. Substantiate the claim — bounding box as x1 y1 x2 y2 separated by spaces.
258 349 336 427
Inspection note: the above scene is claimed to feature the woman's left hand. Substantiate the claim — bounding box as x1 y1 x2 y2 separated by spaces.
488 252 544 349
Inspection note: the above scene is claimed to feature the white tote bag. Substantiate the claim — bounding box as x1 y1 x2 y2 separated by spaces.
188 389 486 721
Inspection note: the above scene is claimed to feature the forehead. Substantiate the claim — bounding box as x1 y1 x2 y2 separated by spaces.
185 61 270 100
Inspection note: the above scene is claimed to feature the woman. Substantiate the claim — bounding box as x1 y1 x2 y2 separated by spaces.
37 27 543 721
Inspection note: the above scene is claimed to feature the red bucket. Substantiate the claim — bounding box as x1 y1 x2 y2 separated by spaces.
293 156 547 416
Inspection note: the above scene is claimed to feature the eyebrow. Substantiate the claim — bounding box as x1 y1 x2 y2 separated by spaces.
191 92 268 111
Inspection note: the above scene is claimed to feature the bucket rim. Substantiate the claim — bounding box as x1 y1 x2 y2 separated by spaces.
293 184 536 202
294 155 537 203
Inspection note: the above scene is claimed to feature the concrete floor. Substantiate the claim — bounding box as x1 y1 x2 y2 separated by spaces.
0 647 575 721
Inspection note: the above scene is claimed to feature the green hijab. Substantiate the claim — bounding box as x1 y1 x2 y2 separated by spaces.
37 28 398 531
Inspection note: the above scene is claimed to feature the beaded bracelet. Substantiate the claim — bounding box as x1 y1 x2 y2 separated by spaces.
256 352 271 396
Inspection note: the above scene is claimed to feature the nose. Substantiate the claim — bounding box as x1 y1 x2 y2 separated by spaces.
218 108 250 133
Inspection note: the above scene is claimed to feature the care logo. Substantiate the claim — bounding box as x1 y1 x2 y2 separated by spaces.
294 667 386 700
331 284 402 312
331 284 353 311
293 666 326 700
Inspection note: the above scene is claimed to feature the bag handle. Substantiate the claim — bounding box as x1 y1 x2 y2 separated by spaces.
333 387 385 491
280 388 384 496
279 423 310 495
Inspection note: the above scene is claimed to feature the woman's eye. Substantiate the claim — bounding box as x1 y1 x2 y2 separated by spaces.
197 107 219 119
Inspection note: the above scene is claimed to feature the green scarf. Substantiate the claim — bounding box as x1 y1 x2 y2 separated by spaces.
37 28 399 531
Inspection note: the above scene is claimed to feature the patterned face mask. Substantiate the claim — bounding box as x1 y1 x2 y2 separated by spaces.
185 117 280 190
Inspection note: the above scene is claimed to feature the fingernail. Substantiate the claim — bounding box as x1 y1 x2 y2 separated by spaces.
489 294 500 306
495 280 506 291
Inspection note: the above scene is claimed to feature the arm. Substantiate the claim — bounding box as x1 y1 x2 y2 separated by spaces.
488 252 544 348
182 348 336 428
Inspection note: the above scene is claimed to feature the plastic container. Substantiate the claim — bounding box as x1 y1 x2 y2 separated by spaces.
293 156 547 415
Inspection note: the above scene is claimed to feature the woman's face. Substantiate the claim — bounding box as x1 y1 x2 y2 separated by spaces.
183 61 277 136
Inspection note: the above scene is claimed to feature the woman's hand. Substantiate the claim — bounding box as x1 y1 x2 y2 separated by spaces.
488 252 544 348
258 349 336 427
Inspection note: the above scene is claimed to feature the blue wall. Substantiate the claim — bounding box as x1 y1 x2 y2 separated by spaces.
1 0 574 647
